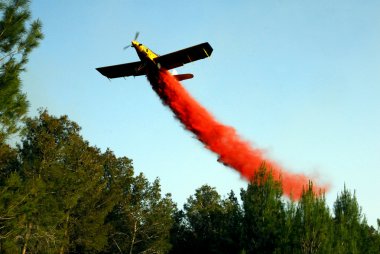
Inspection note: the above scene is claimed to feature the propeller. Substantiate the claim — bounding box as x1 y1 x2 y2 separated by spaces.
134 31 139 40
123 32 140 50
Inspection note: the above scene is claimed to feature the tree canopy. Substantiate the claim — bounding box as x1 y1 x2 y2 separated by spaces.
0 110 176 253
0 0 43 142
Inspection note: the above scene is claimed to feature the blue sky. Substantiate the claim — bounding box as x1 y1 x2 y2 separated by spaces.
24 1 380 225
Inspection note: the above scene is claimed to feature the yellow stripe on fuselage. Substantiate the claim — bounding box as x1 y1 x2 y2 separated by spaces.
132 40 158 62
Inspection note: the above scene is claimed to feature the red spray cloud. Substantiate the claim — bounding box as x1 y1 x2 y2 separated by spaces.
147 69 327 199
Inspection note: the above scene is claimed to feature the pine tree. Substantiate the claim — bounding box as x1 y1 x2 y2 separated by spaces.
291 182 332 254
0 0 43 142
359 220 380 254
0 170 24 253
332 185 364 254
240 165 286 254
0 141 18 184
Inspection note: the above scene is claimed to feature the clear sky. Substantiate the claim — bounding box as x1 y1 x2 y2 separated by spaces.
24 1 380 226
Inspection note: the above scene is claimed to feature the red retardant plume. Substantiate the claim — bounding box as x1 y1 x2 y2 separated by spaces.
147 69 327 199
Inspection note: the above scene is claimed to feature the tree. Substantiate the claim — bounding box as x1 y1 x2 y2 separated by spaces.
15 111 88 252
0 170 24 253
183 185 224 253
171 185 243 254
358 221 380 254
168 209 190 254
291 182 332 254
0 111 71 253
219 190 243 254
6 110 126 253
331 186 380 253
240 165 286 254
332 185 371 254
0 110 176 253
0 141 18 184
0 0 43 142
105 174 176 254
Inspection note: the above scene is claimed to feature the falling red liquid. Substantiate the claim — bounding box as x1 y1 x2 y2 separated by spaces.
147 69 326 199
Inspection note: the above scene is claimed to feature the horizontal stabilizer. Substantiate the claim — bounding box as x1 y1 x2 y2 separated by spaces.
173 74 194 81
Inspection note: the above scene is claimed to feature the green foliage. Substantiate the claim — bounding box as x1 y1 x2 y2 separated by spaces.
170 185 242 254
105 174 176 254
240 165 286 254
15 110 112 253
1 110 380 253
168 166 380 254
359 222 380 253
292 183 332 253
183 185 225 253
0 0 43 142
220 191 243 253
0 111 175 253
0 142 18 183
332 185 364 254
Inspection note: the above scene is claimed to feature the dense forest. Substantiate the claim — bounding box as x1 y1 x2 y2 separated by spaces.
1 111 380 254
1 1 380 253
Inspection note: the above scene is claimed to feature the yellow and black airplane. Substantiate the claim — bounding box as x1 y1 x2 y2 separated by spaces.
96 36 213 81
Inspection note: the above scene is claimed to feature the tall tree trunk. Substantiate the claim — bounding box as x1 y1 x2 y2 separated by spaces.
22 222 33 254
60 213 70 254
129 220 138 254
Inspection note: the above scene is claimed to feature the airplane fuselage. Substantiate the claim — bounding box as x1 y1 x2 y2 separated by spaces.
132 40 159 64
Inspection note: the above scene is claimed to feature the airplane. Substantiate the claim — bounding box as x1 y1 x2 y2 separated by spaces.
96 34 213 81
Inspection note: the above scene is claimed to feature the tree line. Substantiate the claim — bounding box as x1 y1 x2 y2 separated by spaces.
1 1 379 253
1 111 380 253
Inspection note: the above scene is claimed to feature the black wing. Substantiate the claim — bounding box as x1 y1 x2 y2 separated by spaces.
154 42 213 70
96 61 145 79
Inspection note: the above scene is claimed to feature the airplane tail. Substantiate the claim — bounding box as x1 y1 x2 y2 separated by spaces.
173 74 194 81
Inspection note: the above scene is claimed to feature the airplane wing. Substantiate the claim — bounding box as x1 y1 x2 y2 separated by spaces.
154 42 213 70
96 61 145 79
